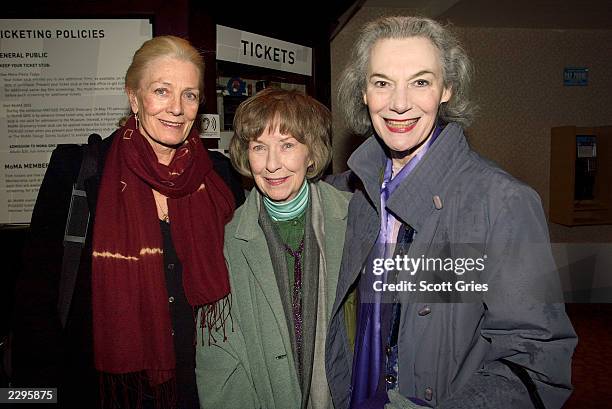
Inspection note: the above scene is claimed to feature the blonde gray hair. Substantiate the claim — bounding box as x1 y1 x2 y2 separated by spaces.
125 35 205 102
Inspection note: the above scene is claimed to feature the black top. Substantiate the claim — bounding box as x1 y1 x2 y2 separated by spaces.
160 220 198 409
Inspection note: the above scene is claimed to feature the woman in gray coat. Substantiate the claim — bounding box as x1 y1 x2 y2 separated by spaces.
326 16 576 409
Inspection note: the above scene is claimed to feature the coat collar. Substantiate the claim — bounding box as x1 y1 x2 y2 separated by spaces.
347 123 469 232
232 187 262 241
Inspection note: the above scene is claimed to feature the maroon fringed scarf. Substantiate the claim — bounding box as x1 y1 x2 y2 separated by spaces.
92 116 234 406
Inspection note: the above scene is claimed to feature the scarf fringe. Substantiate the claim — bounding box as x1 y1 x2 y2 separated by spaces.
199 294 234 346
153 378 177 409
98 372 176 409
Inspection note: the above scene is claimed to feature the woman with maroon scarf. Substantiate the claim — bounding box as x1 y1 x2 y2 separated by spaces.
11 36 243 409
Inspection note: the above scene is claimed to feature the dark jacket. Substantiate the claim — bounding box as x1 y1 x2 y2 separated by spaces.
326 123 577 409
11 130 244 409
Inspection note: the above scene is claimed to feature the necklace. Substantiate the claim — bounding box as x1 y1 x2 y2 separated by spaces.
153 192 169 222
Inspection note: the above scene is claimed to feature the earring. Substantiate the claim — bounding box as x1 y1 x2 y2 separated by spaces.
134 112 139 129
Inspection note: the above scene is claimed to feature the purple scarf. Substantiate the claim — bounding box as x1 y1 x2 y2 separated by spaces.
350 125 443 408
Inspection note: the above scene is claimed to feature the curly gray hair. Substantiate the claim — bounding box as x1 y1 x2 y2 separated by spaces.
338 16 475 136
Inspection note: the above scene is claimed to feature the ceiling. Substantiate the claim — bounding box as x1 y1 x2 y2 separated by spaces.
207 0 359 45
362 0 612 29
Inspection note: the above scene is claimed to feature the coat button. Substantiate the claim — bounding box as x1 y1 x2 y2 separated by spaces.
385 345 392 356
418 305 431 316
424 387 433 401
433 195 443 210
168 296 175 303
385 374 396 384
171 329 175 336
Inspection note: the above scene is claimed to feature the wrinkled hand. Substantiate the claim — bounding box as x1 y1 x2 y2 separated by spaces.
384 390 429 409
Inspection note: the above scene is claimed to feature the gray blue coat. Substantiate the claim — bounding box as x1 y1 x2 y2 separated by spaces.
325 123 577 409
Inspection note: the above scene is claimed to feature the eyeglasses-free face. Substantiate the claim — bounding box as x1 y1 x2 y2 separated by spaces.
248 126 313 203
364 37 451 168
128 56 201 162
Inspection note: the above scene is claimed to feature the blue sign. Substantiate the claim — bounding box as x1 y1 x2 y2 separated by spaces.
564 67 588 86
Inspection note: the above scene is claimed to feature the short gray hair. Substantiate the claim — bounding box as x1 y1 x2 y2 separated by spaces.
338 16 475 136
230 88 332 181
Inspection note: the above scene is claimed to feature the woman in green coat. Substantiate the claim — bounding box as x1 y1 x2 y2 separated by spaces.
196 88 351 409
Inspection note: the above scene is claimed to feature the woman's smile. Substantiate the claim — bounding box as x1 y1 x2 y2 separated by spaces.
384 118 419 133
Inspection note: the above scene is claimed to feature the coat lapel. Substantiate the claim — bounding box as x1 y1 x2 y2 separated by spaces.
310 182 348 409
233 190 295 359
316 184 350 312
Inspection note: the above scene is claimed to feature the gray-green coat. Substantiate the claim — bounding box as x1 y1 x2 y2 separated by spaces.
196 181 351 409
